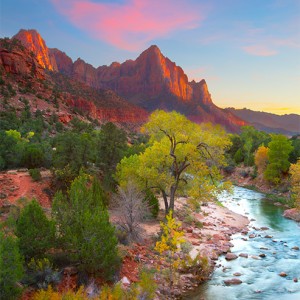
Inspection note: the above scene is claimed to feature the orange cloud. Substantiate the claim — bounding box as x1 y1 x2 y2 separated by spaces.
51 0 203 51
242 45 277 56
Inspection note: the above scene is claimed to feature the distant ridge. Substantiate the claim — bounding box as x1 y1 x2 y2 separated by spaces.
225 108 300 135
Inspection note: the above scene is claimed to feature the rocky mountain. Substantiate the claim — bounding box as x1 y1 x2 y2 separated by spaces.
0 37 148 127
13 29 246 132
226 108 300 136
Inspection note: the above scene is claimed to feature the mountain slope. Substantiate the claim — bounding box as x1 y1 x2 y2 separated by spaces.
0 37 148 127
226 108 300 135
14 29 246 132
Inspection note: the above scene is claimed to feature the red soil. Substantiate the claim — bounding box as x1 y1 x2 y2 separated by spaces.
0 170 52 209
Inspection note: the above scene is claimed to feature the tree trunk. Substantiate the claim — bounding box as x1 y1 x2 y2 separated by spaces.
161 189 169 214
169 184 177 213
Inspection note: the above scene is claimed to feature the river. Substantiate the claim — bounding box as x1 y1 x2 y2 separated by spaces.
187 186 300 300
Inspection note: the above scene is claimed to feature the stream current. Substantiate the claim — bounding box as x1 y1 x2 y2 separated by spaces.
187 186 300 300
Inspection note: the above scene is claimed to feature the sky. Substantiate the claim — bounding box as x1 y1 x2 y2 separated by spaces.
1 0 299 115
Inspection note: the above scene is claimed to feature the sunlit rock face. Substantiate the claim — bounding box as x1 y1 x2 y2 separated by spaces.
0 41 45 79
14 29 246 131
13 29 57 71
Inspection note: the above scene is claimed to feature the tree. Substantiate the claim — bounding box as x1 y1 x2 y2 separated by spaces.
52 174 120 277
264 134 294 185
22 143 45 168
116 110 231 214
240 126 270 166
254 146 269 174
16 199 56 260
289 160 300 209
97 122 127 188
289 136 300 164
0 232 24 299
113 182 148 242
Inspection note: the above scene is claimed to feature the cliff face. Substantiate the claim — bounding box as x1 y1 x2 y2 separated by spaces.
13 29 246 131
0 39 45 79
13 29 57 71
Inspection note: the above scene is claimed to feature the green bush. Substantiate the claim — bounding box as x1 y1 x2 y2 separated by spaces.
29 168 42 181
144 189 159 218
24 258 61 289
0 232 24 299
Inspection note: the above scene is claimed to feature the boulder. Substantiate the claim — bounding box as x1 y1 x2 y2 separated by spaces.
283 208 300 222
225 253 238 261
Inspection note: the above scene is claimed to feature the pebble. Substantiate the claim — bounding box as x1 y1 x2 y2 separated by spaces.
239 253 249 258
224 278 242 285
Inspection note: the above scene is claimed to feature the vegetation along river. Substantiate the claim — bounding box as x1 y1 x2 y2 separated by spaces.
188 186 300 300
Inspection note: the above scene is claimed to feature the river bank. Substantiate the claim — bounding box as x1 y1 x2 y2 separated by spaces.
134 196 250 298
187 186 300 300
224 165 300 223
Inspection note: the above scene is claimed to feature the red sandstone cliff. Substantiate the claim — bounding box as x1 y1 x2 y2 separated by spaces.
0 38 45 79
13 29 57 71
13 29 246 131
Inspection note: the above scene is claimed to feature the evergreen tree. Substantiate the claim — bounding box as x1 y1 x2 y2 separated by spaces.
0 233 24 299
52 174 120 277
16 200 56 260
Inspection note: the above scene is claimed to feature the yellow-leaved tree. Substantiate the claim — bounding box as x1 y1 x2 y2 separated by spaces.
255 145 269 174
289 160 300 209
116 110 231 214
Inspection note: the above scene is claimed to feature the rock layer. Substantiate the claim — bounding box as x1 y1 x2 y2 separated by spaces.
14 29 247 131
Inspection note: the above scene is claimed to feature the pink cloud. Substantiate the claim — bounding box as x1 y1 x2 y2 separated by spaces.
242 45 277 56
51 0 204 51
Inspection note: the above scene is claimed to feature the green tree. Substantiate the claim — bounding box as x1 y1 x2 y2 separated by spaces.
16 200 56 260
22 143 45 168
289 160 300 209
116 110 231 214
289 135 300 164
97 122 127 176
52 174 120 277
264 134 294 185
0 232 24 299
240 126 270 166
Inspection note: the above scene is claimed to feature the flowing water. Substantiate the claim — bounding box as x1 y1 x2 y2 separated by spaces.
187 186 300 300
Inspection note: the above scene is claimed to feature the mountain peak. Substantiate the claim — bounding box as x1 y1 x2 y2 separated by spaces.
13 29 57 71
140 44 162 58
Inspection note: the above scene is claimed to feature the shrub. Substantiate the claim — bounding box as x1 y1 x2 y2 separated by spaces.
24 258 61 289
29 168 42 181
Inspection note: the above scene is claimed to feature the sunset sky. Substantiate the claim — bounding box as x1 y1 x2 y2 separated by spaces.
1 0 299 114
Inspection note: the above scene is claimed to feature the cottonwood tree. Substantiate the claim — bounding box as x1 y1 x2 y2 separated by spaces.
255 146 269 174
116 110 231 214
113 182 148 242
264 134 294 185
